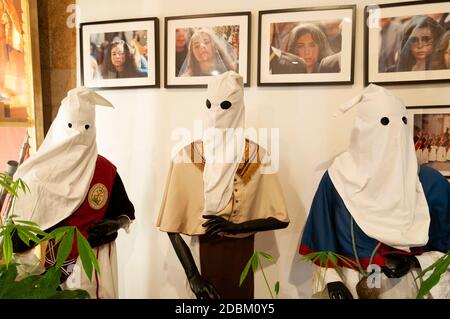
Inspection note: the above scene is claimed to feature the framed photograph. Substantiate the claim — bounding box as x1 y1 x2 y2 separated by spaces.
80 17 159 90
164 12 251 88
365 1 450 86
257 5 356 86
407 105 450 177
0 0 43 166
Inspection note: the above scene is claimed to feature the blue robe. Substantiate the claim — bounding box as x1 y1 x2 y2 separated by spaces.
299 165 450 270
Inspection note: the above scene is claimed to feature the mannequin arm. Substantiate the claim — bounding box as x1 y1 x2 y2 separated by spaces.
202 216 288 236
167 232 220 299
88 215 131 237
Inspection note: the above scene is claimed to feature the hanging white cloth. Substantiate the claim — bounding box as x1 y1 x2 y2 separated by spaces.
329 84 430 252
202 71 245 215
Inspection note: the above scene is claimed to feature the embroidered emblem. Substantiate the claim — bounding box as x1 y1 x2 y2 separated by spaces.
88 183 108 210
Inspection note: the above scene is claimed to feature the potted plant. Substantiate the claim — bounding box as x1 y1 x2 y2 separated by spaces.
0 172 99 298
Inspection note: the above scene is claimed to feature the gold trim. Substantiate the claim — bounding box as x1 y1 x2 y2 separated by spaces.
190 139 261 185
27 0 44 147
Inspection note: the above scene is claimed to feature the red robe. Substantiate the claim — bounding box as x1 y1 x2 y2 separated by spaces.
45 155 116 275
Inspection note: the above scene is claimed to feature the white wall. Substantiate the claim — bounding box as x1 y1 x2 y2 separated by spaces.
76 0 450 298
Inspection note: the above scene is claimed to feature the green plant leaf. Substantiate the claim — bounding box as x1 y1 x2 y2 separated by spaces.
17 178 30 194
417 253 450 299
327 252 338 268
259 252 274 263
417 271 442 299
55 228 74 269
0 267 76 299
16 228 31 247
274 281 280 297
76 228 101 281
336 255 359 269
251 253 259 273
14 220 40 227
2 223 14 267
302 252 321 262
44 226 74 243
239 254 253 286
1 182 17 197
18 225 47 237
15 225 42 244
0 264 19 298
318 254 326 269
240 251 278 300
0 173 17 197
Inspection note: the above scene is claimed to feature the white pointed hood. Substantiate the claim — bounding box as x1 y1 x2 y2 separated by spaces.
329 84 430 251
203 71 245 214
14 87 113 230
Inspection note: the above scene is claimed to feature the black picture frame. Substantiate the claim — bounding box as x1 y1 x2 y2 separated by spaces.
406 105 450 177
364 1 450 86
164 11 251 88
257 5 356 86
79 17 160 90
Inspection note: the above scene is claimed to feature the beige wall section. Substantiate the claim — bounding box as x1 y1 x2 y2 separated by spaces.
38 0 76 133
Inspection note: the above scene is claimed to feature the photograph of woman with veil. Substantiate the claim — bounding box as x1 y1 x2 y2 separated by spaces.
365 1 450 85
165 12 250 88
177 27 239 77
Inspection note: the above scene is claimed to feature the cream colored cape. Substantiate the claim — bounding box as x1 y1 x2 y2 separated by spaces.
157 140 289 237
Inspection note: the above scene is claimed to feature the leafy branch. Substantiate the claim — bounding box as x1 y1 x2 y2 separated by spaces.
0 172 28 201
240 251 280 299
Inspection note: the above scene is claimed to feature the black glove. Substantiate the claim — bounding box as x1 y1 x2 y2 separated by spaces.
88 216 129 238
88 232 118 248
381 253 421 278
188 273 221 299
326 281 353 299
202 215 289 236
202 215 240 236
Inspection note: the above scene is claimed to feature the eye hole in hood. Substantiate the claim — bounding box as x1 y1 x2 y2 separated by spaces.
220 101 232 110
380 117 390 126
206 99 211 109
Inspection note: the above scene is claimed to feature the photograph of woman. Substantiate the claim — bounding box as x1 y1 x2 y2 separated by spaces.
177 27 238 77
367 3 450 85
269 20 341 74
287 23 334 73
81 18 159 89
90 31 148 80
396 15 445 72
377 13 450 73
101 39 146 79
